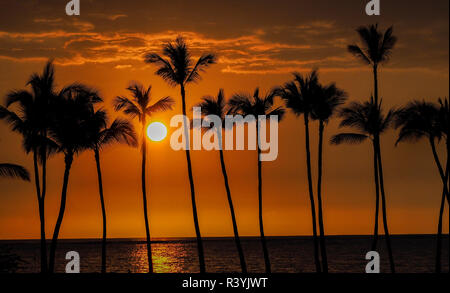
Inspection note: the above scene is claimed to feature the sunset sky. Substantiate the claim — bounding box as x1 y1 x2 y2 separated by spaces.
0 0 448 239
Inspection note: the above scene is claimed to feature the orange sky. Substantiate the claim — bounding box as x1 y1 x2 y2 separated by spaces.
0 0 449 239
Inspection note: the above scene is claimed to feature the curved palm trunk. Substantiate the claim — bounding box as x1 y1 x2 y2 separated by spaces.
375 142 395 273
141 125 153 273
219 148 247 273
429 138 450 273
371 139 381 251
33 150 47 273
94 148 107 273
429 139 450 201
436 173 447 273
303 114 321 273
316 120 328 273
48 152 73 273
256 120 271 273
181 85 205 273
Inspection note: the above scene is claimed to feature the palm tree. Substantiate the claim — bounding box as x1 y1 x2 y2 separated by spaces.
348 25 397 264
394 100 449 272
229 88 285 273
0 164 30 181
331 97 396 273
278 70 322 273
0 60 58 273
85 106 137 273
114 82 174 273
348 24 397 106
144 36 216 273
195 89 247 273
48 85 102 273
310 82 348 273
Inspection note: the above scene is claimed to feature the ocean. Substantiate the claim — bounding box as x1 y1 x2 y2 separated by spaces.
0 235 448 273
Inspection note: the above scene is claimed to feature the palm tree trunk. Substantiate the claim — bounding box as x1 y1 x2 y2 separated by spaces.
256 120 271 273
94 148 107 273
436 177 446 273
303 114 321 273
40 137 48 273
141 125 153 273
429 138 449 200
48 152 73 273
371 64 381 252
376 142 395 273
219 148 247 273
373 65 379 105
371 139 380 251
447 140 449 273
33 150 47 273
316 120 328 273
180 85 205 273
434 140 450 273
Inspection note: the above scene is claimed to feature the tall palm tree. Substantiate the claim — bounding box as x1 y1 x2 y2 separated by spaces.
114 82 174 273
229 88 285 273
394 100 449 272
310 82 348 273
0 60 58 273
348 25 397 263
331 97 396 273
85 106 137 273
278 70 322 273
48 85 102 273
144 36 216 273
0 164 30 181
195 89 247 273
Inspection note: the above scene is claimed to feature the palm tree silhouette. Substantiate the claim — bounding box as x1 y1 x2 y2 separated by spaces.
48 85 102 273
348 25 397 261
310 81 348 273
114 82 174 273
229 88 285 273
277 70 322 273
0 60 58 273
394 99 449 272
195 89 247 273
0 164 30 181
331 97 396 273
85 106 137 273
144 36 216 273
348 24 397 106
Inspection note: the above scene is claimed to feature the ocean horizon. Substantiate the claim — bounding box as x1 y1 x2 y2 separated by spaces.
1 234 448 273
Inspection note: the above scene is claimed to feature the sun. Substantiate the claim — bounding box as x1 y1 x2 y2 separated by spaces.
147 122 167 142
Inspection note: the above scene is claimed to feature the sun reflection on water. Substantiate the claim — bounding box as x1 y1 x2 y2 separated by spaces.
131 241 192 273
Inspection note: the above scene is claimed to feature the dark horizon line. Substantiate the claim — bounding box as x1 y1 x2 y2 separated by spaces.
1 233 448 243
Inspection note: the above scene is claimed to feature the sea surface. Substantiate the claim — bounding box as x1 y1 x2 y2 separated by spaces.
0 235 448 273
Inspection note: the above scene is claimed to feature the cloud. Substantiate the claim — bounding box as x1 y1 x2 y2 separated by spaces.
114 64 132 69
0 19 447 76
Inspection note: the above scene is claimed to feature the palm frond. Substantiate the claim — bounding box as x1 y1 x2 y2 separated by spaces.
145 96 175 116
347 45 371 65
330 133 369 145
99 118 138 148
144 53 179 87
0 163 30 181
186 53 217 84
114 96 141 119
